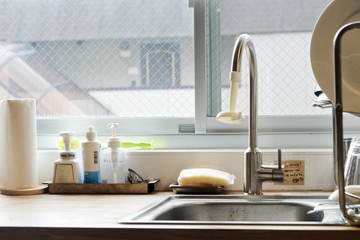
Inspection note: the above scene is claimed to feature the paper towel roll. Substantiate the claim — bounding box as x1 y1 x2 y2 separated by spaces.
0 99 38 190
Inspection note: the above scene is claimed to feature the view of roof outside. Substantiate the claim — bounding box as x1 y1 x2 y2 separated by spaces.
0 0 194 117
0 0 332 118
215 0 332 116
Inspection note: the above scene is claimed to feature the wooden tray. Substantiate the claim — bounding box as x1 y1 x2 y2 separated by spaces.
47 180 159 194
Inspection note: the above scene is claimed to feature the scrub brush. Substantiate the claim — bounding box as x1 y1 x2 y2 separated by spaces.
121 140 154 150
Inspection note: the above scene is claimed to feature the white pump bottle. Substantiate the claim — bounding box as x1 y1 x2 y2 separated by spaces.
100 123 128 183
82 126 101 183
53 132 83 183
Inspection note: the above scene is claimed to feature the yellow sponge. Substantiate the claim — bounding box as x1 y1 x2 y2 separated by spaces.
177 168 236 187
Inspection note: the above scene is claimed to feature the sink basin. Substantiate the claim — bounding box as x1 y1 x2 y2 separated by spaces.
120 194 346 225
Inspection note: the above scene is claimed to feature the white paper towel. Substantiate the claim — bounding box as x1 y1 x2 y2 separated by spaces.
0 99 38 190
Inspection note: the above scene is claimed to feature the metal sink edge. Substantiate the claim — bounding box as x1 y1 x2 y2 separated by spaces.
120 194 346 225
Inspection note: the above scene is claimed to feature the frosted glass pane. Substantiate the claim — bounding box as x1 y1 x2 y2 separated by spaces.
210 0 333 116
0 0 195 117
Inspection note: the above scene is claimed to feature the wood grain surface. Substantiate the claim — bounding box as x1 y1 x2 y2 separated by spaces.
0 191 359 240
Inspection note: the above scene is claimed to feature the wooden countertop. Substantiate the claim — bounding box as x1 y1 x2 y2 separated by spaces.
0 191 359 240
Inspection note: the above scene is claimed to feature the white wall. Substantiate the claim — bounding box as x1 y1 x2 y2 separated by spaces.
38 149 335 191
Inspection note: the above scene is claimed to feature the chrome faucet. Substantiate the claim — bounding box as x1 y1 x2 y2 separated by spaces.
216 34 284 195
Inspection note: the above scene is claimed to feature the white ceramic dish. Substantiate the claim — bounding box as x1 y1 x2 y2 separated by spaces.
329 185 360 205
311 0 360 114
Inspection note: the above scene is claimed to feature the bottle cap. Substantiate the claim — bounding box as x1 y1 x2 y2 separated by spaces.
86 126 97 141
59 132 74 152
108 123 120 148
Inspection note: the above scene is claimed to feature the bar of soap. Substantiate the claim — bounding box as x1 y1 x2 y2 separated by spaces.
177 168 236 187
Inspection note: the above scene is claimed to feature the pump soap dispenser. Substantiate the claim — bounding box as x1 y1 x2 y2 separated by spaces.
82 126 101 183
53 132 84 183
100 123 128 184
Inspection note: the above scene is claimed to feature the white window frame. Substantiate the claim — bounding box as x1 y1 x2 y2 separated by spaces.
36 0 360 150
192 0 360 148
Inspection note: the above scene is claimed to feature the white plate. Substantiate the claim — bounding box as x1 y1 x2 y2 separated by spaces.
311 0 360 113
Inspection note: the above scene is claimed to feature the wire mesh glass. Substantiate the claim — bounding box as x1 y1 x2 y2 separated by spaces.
0 0 195 117
209 0 333 117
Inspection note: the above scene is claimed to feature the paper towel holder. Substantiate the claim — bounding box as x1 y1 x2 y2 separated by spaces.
1 185 48 196
0 98 48 195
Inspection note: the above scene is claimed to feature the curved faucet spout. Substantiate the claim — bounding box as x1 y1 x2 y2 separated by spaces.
229 34 283 195
231 34 258 150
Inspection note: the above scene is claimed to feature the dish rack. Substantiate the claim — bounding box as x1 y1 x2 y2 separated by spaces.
333 21 360 226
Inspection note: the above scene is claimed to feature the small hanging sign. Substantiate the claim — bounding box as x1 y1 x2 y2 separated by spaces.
275 160 305 185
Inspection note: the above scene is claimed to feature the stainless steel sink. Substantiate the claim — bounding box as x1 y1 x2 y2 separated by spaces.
120 194 346 225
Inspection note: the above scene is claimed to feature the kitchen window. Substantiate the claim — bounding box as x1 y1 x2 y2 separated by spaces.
1 0 358 149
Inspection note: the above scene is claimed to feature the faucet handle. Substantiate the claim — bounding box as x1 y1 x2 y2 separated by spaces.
260 149 284 170
272 149 284 182
277 149 282 170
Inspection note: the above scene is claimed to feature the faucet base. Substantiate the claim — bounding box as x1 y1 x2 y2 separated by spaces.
244 148 284 195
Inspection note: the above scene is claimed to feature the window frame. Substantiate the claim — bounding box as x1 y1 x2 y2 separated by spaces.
35 0 360 149
141 42 181 89
192 0 360 147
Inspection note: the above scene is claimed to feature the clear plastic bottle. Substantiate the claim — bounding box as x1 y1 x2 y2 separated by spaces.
100 123 128 184
82 126 101 183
